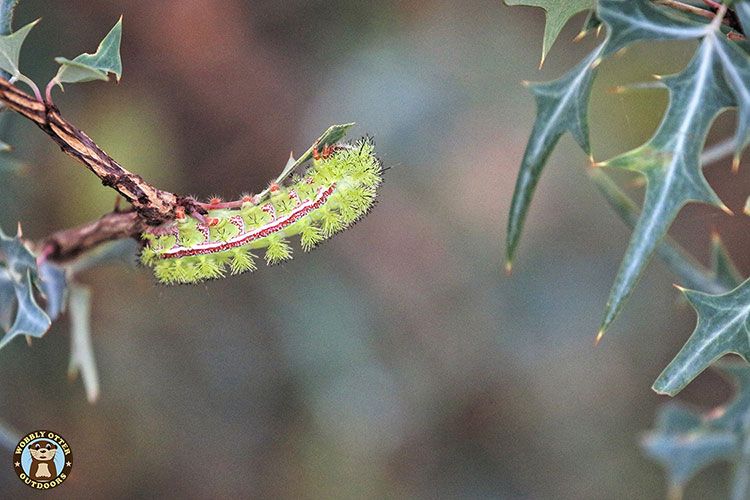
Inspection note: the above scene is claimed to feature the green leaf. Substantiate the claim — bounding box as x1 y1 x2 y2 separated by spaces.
37 262 67 321
0 227 66 351
713 35 750 169
645 362 750 496
0 271 51 349
53 16 123 86
505 0 710 271
67 284 99 403
596 32 734 338
0 19 38 92
653 278 750 396
505 46 601 269
504 0 594 66
256 123 355 200
642 403 738 493
588 169 725 294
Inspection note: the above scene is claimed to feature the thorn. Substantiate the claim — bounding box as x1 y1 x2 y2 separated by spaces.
520 80 531 88
719 203 734 216
652 74 663 80
710 228 721 243
614 47 627 58
594 329 604 346
504 261 513 275
16 221 22 238
595 25 603 38
588 154 596 167
591 57 603 69
608 85 627 95
673 283 687 293
592 160 608 168
25 335 32 347
573 30 586 42
732 154 740 174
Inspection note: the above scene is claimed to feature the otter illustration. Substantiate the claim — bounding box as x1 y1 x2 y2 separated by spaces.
28 440 58 481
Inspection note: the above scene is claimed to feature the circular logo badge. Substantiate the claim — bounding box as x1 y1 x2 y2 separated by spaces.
13 430 72 490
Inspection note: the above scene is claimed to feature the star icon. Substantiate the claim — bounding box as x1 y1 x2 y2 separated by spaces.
65 461 71 467
14 461 19 467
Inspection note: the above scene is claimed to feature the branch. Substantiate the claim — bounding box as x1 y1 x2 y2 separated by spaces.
38 210 145 264
0 75 202 225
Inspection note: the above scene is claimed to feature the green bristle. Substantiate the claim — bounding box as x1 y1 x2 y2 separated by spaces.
153 234 176 251
337 196 359 225
140 246 157 266
240 205 270 229
212 250 233 267
196 255 224 280
175 258 200 284
264 235 292 265
300 223 323 251
209 218 240 242
178 225 205 248
229 247 257 275
319 207 343 237
154 259 178 284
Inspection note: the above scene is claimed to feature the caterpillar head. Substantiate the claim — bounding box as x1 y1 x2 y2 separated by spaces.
141 138 382 284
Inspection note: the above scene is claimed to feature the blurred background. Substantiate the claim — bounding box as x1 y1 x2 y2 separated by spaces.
0 0 748 498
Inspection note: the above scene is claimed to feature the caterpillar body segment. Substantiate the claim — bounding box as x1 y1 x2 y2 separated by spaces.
141 138 382 284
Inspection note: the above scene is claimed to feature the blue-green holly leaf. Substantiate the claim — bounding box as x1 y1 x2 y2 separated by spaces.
37 262 66 321
653 278 750 396
642 403 738 495
505 45 602 270
67 284 99 403
713 35 750 169
0 227 67 350
645 362 750 496
588 169 725 294
505 0 709 271
52 16 122 87
0 225 36 280
596 32 734 339
0 19 38 92
0 271 51 349
504 0 594 66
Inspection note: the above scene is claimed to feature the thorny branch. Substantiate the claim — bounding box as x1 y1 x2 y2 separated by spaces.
0 75 206 263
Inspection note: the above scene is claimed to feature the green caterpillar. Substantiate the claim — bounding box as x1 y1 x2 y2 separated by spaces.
140 133 382 284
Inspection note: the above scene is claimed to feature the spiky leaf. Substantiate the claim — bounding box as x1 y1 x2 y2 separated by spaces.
0 19 38 91
653 278 750 396
597 33 734 337
645 363 750 496
505 0 708 270
504 0 594 65
53 16 123 86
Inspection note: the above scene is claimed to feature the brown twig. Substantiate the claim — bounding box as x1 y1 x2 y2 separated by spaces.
0 75 209 264
0 76 204 225
39 211 145 264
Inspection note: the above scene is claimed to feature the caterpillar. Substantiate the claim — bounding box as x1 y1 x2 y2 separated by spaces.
140 129 382 284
